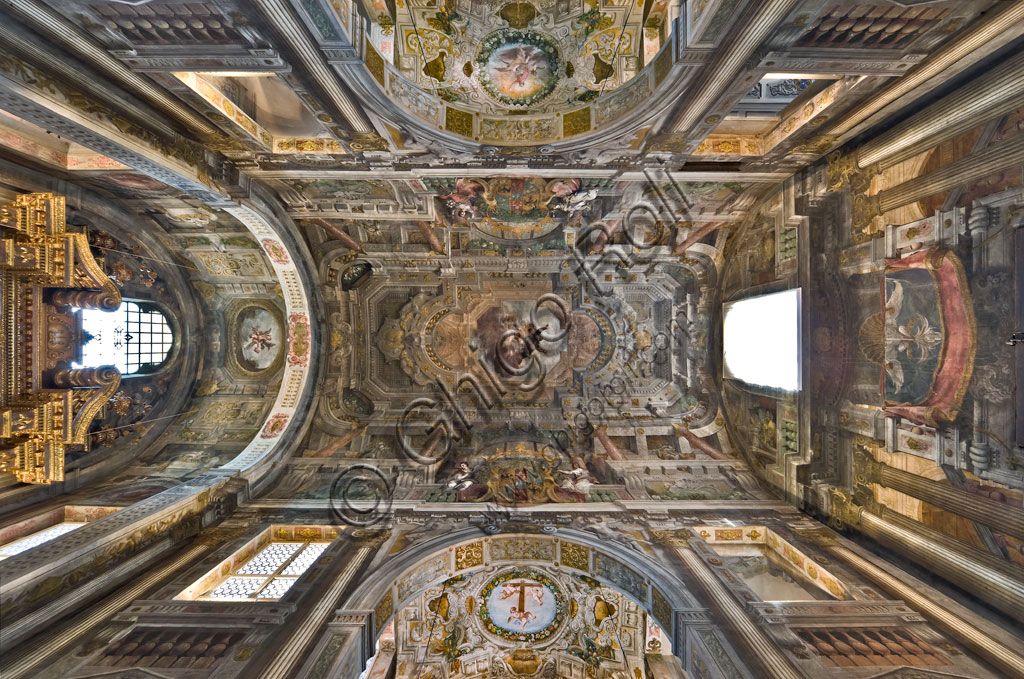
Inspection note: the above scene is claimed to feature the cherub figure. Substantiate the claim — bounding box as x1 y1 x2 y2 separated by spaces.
507 606 536 630
245 327 276 354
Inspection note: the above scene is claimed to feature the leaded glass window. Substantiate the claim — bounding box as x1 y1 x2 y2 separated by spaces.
77 301 173 375
0 522 86 560
198 541 329 601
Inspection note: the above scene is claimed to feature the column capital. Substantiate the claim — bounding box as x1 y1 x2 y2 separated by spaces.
651 528 694 547
828 486 865 529
852 446 884 486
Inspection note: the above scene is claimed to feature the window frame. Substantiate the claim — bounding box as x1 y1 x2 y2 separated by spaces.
77 299 178 377
722 287 802 395
176 526 337 603
0 505 121 562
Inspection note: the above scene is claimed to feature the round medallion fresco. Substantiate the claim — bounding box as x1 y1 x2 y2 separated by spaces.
478 569 567 642
476 30 559 106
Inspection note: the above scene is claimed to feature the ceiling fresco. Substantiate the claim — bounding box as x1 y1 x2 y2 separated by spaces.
370 0 669 113
2 1 1024 678
389 563 665 677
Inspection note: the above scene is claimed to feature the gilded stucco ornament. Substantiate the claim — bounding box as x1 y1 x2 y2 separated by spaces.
351 528 392 547
851 192 882 240
827 487 864 529
651 528 693 547
852 446 884 486
791 135 837 155
350 132 392 152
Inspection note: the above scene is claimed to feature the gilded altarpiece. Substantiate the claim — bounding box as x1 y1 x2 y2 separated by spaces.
0 193 122 484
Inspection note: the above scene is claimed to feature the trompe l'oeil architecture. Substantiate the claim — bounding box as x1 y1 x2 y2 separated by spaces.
0 1 1022 677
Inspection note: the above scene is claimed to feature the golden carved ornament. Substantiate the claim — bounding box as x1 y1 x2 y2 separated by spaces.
852 447 884 486
1 193 122 484
827 487 864 529
350 132 391 152
651 528 693 547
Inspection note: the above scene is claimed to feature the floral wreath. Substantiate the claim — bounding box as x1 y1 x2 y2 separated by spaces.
477 568 567 642
476 29 560 107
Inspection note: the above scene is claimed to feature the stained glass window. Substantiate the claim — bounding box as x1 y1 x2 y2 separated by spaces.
77 301 173 375
0 521 86 560
198 541 329 601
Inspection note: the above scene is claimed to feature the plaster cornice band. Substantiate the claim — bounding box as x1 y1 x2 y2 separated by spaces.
256 0 374 135
669 0 802 135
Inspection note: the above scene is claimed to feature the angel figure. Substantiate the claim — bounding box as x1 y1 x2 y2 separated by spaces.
495 46 542 93
444 462 475 493
507 606 536 630
559 462 596 495
440 178 488 221
245 327 276 354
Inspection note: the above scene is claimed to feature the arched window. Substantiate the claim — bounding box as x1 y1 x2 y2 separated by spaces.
76 301 173 375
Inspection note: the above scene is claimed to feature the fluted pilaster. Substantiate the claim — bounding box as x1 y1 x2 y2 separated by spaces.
828 2 1024 139
656 531 804 679
0 544 210 679
878 132 1024 213
668 0 802 134
858 51 1024 169
255 543 373 679
863 455 1024 542
830 488 1024 621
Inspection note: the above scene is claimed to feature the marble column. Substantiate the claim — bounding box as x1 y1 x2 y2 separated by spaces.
675 425 729 460
857 452 1024 541
829 489 1024 621
655 530 804 679
256 542 375 679
50 288 120 310
802 528 1024 678
878 132 1024 214
858 51 1024 169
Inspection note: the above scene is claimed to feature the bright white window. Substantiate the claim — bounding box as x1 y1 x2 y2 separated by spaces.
723 289 801 391
76 301 172 375
197 541 330 601
0 521 86 560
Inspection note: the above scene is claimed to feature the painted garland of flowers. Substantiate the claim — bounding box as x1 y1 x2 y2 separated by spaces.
477 568 567 642
476 29 560 107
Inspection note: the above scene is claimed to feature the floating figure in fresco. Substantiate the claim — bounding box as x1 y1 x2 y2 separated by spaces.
444 462 476 493
882 280 942 392
496 321 550 374
507 605 536 630
490 44 551 99
547 179 599 223
558 459 596 497
245 327 276 354
439 178 489 222
499 583 544 607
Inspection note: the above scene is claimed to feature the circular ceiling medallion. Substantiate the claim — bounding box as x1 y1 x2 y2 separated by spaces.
478 568 567 642
476 30 559 106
